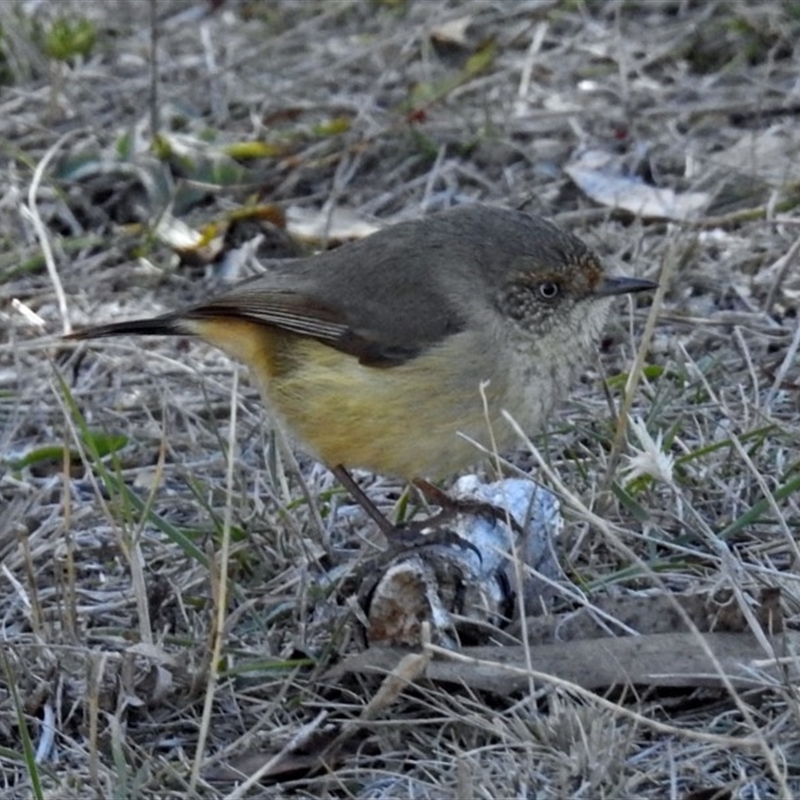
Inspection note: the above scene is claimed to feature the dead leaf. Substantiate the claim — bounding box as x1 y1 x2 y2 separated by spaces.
285 206 382 246
565 150 710 220
430 16 473 48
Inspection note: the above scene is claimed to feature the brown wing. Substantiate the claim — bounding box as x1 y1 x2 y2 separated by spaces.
176 209 481 366
183 279 461 366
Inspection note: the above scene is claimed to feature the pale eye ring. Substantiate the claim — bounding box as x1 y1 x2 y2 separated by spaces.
538 280 560 300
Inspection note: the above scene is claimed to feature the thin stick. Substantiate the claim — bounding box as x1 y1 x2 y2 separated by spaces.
190 369 239 792
21 130 78 336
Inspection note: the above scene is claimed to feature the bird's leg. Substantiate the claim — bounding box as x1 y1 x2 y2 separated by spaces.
331 468 523 541
331 464 396 538
412 477 526 537
331 465 477 551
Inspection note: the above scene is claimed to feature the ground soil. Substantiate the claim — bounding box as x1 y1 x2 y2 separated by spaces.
1 1 799 797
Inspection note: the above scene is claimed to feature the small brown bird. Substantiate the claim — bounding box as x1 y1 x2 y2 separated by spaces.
68 205 655 531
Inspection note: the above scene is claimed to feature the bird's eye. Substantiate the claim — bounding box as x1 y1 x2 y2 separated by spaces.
538 281 560 300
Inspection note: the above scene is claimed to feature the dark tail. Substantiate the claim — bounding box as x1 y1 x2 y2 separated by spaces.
66 314 190 341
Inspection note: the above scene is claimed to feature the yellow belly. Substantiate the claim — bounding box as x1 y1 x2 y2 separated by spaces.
187 317 509 480
267 335 509 479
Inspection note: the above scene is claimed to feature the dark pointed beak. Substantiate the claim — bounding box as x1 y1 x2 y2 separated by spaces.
595 276 658 297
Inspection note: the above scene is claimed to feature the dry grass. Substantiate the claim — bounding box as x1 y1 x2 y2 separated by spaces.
1 0 800 797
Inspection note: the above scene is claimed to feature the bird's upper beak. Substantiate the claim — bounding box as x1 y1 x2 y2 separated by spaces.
595 276 658 297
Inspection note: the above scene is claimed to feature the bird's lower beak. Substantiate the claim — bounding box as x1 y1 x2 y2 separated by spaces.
595 276 658 296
